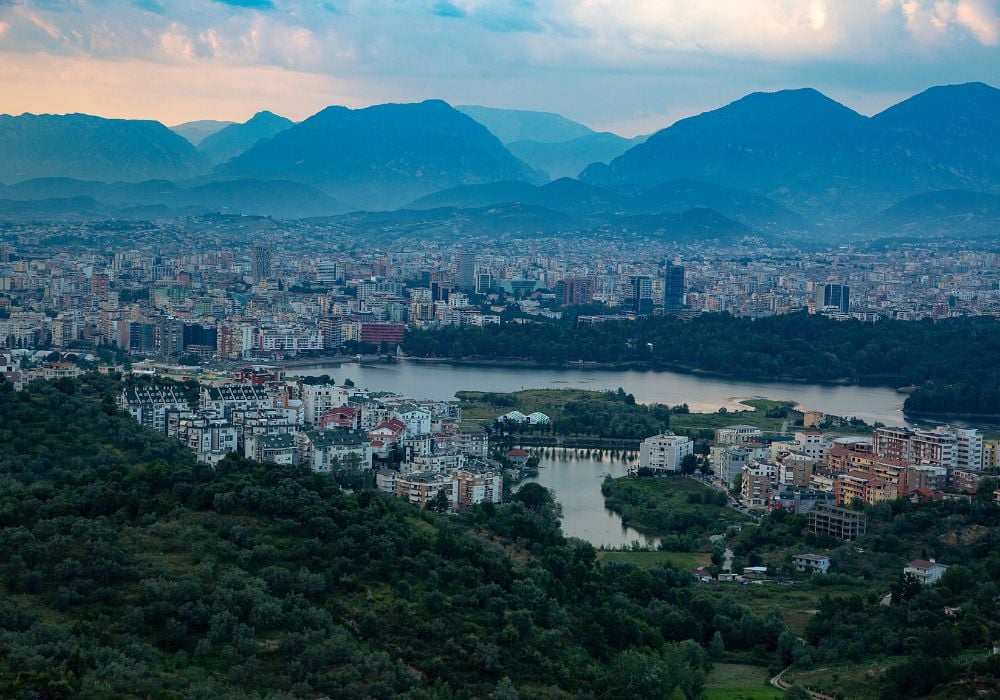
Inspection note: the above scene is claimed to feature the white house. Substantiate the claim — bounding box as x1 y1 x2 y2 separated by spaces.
904 559 949 586
792 553 831 575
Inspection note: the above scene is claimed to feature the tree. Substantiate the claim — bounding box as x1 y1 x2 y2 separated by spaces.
680 453 699 475
709 631 725 659
426 489 451 513
891 572 922 603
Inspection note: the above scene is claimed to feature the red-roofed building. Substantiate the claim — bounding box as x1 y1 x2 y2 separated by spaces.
506 448 530 465
369 418 407 445
904 559 948 585
320 406 358 430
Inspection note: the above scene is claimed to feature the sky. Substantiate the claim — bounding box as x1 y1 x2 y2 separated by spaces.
0 0 997 136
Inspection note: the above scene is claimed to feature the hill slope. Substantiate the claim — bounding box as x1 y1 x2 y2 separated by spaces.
170 119 235 146
0 375 744 697
508 132 645 179
0 113 207 183
198 111 294 165
855 189 1000 238
218 100 545 209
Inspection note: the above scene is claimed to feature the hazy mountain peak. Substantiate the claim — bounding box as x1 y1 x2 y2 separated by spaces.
0 112 206 184
198 110 294 165
456 104 596 144
217 99 545 209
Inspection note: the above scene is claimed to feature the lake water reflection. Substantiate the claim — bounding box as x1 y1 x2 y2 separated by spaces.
293 360 909 426
520 450 658 549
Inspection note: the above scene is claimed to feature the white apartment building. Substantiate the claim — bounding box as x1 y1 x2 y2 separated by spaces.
302 384 350 426
639 432 694 473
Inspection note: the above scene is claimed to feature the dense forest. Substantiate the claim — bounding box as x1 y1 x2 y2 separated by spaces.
0 375 803 698
402 313 1000 416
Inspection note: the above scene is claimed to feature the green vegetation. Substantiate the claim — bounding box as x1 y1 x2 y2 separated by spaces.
458 387 672 440
458 388 803 445
671 399 799 436
0 374 801 698
404 312 1000 416
597 550 711 570
703 663 784 700
601 476 747 547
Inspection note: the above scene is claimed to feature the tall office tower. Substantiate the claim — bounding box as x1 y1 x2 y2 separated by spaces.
456 252 477 291
821 283 850 313
476 272 494 295
555 278 594 306
251 241 272 282
632 275 654 315
664 262 685 310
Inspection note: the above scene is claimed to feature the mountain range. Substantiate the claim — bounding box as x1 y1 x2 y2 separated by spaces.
0 113 206 183
582 82 1000 223
0 83 996 235
457 104 644 179
197 111 295 166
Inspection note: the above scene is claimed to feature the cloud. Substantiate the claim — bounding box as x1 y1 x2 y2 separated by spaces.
955 0 999 44
0 0 995 130
430 1 465 19
213 0 275 9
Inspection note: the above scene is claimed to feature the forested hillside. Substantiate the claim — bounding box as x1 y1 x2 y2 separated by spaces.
0 375 793 698
403 313 1000 416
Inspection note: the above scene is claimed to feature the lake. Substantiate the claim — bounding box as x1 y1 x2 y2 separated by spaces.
292 359 909 426
520 450 658 549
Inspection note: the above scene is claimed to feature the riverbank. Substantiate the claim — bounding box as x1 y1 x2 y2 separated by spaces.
403 355 879 389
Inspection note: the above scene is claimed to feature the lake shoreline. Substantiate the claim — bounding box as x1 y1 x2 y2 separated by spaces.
282 353 910 394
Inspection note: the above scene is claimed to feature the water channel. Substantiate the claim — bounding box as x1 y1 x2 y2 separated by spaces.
292 360 915 546
519 450 658 549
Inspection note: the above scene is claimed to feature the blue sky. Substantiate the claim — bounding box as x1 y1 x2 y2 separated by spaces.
0 0 997 135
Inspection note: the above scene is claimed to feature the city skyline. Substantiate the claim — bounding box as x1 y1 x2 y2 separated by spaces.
0 1 997 135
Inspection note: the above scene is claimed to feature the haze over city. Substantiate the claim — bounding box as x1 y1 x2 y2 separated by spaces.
1 1 999 698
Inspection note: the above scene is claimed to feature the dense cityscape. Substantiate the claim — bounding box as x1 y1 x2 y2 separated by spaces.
2 0 999 697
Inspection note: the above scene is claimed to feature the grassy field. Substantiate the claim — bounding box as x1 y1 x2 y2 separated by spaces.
704 663 784 700
596 550 711 569
456 388 597 422
784 661 886 699
672 399 798 435
700 583 867 635
456 389 800 435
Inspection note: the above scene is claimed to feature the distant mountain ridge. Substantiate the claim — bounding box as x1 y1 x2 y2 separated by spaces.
217 100 545 209
0 84 996 232
408 176 806 233
170 120 235 146
198 111 294 165
0 113 206 183
582 83 1000 222
0 177 351 219
456 105 595 143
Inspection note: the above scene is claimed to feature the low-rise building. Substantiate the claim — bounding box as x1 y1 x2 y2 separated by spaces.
792 553 831 574
245 433 296 465
904 559 949 585
452 465 503 510
395 471 456 509
297 429 372 472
